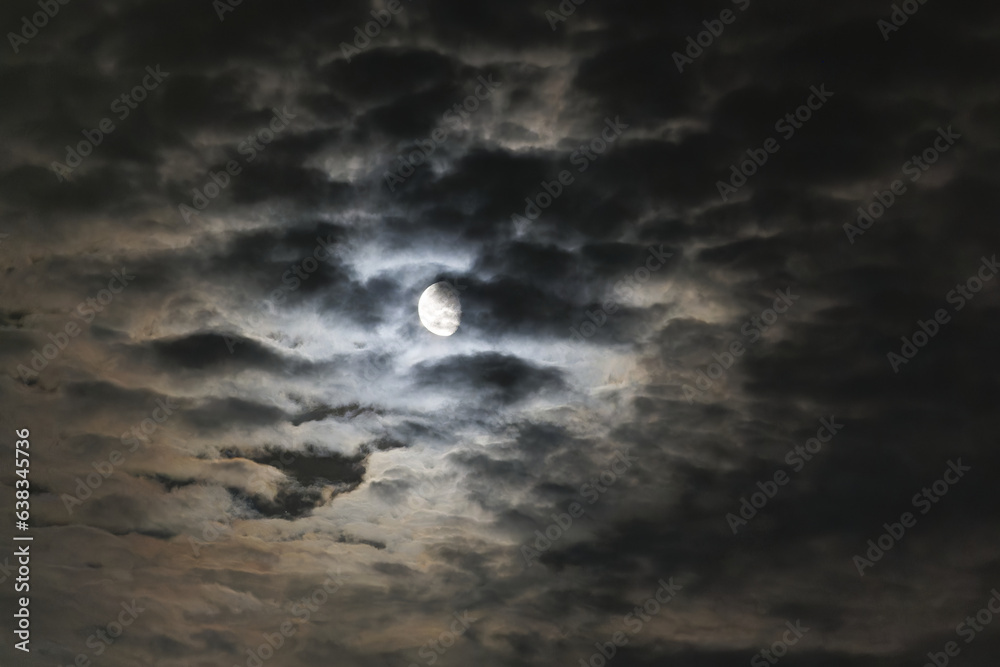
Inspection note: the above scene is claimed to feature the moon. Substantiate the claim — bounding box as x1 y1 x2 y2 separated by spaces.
418 282 462 336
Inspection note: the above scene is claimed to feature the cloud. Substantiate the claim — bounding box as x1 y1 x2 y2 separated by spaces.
1 0 998 665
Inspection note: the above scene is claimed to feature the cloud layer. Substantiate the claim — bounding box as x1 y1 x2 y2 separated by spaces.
1 0 999 666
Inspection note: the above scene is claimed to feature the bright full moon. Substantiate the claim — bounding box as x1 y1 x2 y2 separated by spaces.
418 282 462 336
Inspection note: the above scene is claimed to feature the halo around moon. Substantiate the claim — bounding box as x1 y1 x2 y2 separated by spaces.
418 282 462 336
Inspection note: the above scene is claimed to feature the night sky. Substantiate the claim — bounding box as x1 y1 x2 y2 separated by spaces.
2 1 1000 666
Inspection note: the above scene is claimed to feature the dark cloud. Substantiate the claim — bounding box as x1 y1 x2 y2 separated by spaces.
148 332 289 370
412 352 566 404
2 0 999 666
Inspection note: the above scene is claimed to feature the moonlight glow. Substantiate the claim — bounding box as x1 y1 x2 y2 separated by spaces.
418 282 462 336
